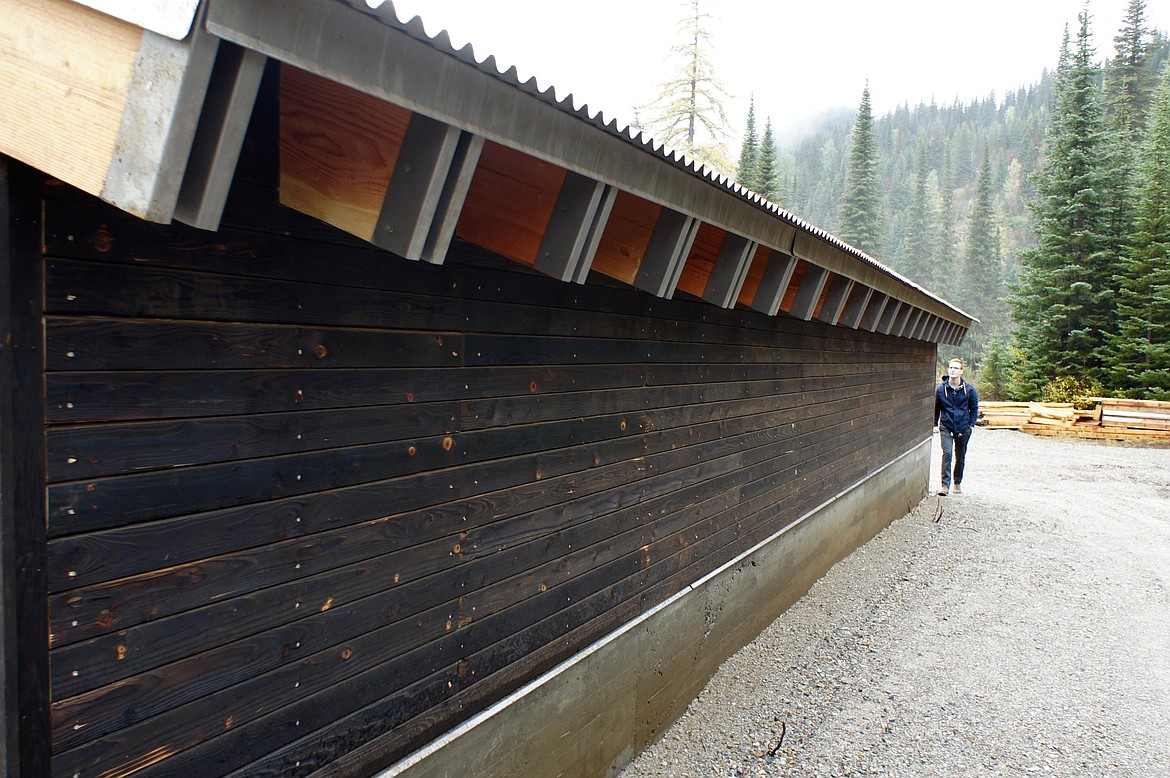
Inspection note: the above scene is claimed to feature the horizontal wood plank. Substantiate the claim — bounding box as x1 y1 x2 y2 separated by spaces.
41 171 937 778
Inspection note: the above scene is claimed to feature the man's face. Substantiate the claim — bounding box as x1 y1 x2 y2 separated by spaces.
947 361 964 380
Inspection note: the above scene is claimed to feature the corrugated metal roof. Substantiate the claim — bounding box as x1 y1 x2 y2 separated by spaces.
347 0 972 322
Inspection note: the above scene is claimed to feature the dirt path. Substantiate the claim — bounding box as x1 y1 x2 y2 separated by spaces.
619 429 1170 777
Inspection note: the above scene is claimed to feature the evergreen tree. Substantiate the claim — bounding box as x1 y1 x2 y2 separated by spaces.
960 148 1003 342
757 118 779 201
1109 63 1170 399
764 10 1166 373
838 85 882 255
902 144 936 288
1012 16 1115 396
936 145 958 300
977 332 1013 401
640 0 732 174
1106 0 1156 133
1101 0 1155 267
736 97 760 191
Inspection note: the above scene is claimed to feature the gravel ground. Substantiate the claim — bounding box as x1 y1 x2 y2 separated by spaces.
619 429 1170 778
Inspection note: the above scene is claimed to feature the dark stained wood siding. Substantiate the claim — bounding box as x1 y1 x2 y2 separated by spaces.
1 158 52 778
40 174 936 776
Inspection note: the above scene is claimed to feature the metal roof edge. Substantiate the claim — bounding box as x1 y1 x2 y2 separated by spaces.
205 0 973 328
70 0 201 39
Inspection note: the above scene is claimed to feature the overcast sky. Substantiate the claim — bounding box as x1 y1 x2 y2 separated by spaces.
381 0 1167 145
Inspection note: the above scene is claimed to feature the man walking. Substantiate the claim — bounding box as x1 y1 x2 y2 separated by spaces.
934 358 978 496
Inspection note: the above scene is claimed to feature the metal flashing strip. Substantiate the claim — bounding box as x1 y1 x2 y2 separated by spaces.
378 437 930 777
377 588 692 778
205 0 973 335
71 0 201 40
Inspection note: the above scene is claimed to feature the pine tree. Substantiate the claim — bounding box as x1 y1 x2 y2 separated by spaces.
838 85 882 255
1012 16 1115 397
936 145 958 300
736 97 760 191
757 118 779 201
978 332 1013 401
960 148 1003 342
1106 0 1156 133
640 0 732 174
1101 0 1155 269
902 144 936 288
1109 63 1170 399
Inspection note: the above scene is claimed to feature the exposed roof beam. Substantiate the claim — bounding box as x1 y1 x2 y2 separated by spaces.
102 2 221 222
748 250 797 316
634 208 700 299
944 322 961 346
877 301 902 335
891 306 914 337
204 0 971 330
789 265 829 321
374 112 484 263
838 285 873 329
535 173 617 284
814 275 853 325
174 43 267 231
702 235 757 309
858 292 889 332
913 311 930 340
922 314 941 341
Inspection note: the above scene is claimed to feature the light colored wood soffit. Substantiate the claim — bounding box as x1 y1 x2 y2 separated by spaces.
280 65 411 242
0 0 142 197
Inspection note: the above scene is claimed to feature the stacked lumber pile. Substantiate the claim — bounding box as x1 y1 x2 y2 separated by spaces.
978 402 1096 428
1095 398 1170 434
978 398 1170 441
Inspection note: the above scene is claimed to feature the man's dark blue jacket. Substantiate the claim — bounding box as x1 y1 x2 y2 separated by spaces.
935 379 979 432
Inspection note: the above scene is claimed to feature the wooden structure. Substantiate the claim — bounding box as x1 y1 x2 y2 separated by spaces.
1 2 974 776
980 399 1170 441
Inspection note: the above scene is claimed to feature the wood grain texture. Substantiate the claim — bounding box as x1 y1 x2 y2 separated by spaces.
2 157 52 778
279 64 411 242
455 140 565 266
736 242 775 307
0 0 140 197
40 172 936 777
673 221 723 299
591 190 659 284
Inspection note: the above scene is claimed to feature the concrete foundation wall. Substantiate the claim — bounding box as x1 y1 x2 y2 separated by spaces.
379 439 930 778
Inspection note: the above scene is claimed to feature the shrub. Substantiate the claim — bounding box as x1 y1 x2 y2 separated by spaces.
1040 376 1102 408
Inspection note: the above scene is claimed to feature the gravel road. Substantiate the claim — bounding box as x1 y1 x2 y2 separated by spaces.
619 429 1170 777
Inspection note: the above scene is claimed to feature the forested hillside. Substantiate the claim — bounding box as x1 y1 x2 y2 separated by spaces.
740 5 1169 400
776 80 1055 302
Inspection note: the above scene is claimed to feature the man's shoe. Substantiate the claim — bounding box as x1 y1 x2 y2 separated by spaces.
937 486 949 496
952 484 962 495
